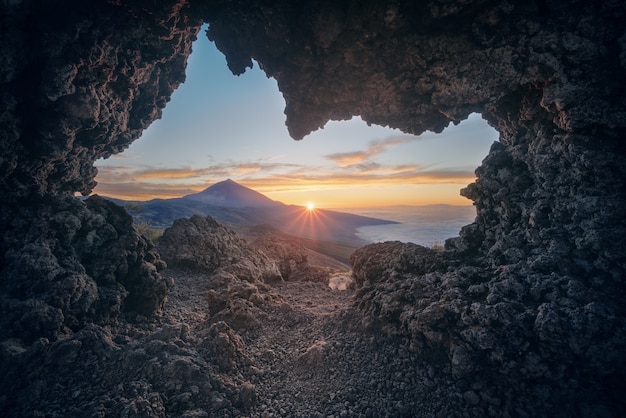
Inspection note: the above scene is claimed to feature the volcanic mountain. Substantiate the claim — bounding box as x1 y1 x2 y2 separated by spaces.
182 178 279 208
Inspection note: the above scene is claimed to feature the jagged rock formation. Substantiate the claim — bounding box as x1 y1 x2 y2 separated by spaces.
1 0 625 416
352 241 625 415
249 235 332 284
159 215 284 332
158 215 331 328
158 215 283 282
1 0 197 339
159 215 332 284
0 0 199 200
0 195 168 343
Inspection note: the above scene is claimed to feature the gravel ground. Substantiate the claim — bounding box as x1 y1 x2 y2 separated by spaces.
162 269 464 417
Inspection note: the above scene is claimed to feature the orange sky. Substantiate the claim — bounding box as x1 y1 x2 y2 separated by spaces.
92 176 478 208
263 183 476 208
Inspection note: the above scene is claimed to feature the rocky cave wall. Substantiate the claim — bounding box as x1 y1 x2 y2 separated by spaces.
1 0 625 415
1 0 201 340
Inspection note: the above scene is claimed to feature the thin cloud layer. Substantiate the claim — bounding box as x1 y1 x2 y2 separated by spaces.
94 156 476 201
97 161 299 182
325 135 418 166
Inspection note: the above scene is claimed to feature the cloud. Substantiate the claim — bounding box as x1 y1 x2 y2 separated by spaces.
325 135 418 166
96 161 302 181
93 155 477 202
239 167 477 194
92 181 203 200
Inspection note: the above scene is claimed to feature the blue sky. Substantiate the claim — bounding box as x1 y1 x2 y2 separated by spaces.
93 25 498 208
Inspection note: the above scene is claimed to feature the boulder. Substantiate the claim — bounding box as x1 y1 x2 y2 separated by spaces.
158 215 282 283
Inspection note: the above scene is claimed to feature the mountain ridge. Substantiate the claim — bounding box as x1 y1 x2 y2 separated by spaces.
98 179 397 247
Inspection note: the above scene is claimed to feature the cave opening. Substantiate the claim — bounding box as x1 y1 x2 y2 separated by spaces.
2 1 625 415
93 25 499 248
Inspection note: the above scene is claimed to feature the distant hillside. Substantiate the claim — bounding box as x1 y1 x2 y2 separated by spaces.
101 179 397 247
230 223 353 269
123 198 263 228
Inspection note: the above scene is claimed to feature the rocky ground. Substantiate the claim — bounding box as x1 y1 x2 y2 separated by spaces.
152 216 464 417
161 267 463 418
0 215 458 417
2 213 622 417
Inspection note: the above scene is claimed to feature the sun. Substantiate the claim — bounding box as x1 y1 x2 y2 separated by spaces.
306 201 316 211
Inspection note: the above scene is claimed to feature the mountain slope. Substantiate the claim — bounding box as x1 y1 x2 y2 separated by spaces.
182 179 280 208
104 180 397 247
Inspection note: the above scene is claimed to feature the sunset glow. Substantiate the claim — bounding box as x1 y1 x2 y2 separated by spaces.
283 205 334 241
306 202 316 211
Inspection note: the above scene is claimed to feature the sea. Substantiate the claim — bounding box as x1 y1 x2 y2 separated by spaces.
345 205 477 248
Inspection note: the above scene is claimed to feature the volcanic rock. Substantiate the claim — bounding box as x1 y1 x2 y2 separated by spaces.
0 195 168 342
158 214 282 283
250 235 331 284
1 0 625 416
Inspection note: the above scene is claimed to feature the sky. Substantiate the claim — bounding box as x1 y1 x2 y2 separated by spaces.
93 25 499 209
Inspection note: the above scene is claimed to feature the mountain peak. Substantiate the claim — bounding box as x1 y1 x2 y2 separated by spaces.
182 179 280 208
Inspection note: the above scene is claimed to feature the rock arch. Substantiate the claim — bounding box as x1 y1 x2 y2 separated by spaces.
1 0 625 415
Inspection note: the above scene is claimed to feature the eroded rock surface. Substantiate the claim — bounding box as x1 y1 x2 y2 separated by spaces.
1 0 625 416
0 0 200 200
351 241 625 415
0 195 168 342
158 215 282 282
249 235 332 284
159 215 283 332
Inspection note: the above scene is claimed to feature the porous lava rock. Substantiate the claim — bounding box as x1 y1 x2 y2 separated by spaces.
0 0 200 200
1 0 198 342
1 0 625 416
0 195 168 342
250 235 331 284
158 214 282 282
0 320 256 417
351 241 446 288
351 240 626 415
159 215 283 333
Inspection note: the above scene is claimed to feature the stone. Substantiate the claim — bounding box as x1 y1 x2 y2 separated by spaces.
249 234 332 284
299 340 331 366
462 390 480 406
0 195 168 342
199 321 251 372
237 382 257 410
158 215 282 283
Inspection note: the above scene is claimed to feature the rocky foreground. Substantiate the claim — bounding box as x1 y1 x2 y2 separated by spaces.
0 215 467 417
163 269 451 417
2 213 622 417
